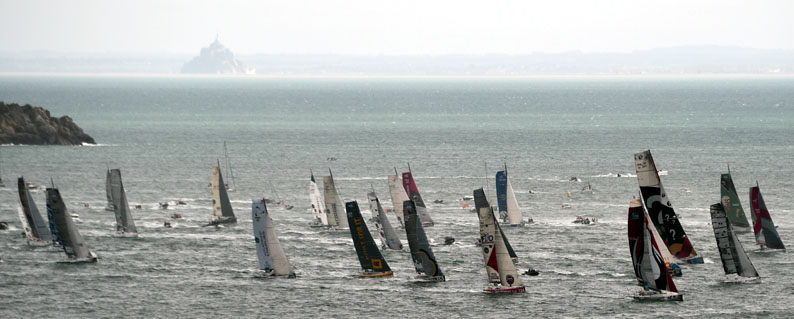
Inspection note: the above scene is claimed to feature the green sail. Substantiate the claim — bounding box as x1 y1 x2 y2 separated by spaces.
720 173 751 228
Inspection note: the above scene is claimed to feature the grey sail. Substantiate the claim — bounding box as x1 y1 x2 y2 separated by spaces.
711 203 759 278
18 177 52 242
322 175 340 227
209 161 236 224
105 169 114 211
404 200 445 281
346 201 392 276
110 169 137 235
46 188 96 261
367 191 402 250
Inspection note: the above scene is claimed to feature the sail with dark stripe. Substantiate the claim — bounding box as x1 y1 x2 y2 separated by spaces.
110 169 137 235
368 192 402 250
18 177 52 243
634 150 702 263
209 160 236 225
749 185 785 250
346 201 392 277
628 199 678 294
711 203 759 278
404 200 444 281
402 167 434 227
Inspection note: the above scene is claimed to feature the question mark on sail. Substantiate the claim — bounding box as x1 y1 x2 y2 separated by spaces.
669 229 676 239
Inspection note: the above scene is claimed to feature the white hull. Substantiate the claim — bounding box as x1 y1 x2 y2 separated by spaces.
58 252 98 264
633 290 682 301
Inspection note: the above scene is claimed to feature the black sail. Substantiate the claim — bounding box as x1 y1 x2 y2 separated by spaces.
404 200 444 280
346 201 391 274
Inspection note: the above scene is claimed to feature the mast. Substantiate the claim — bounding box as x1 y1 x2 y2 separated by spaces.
223 141 236 190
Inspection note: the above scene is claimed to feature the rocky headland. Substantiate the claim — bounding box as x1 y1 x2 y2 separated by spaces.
0 102 96 145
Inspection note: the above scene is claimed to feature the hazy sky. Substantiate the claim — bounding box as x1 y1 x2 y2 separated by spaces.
1 0 792 55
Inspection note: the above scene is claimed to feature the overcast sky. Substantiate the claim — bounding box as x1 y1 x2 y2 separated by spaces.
1 0 792 55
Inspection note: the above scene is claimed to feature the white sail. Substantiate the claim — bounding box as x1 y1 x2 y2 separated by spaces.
477 189 523 289
387 174 407 227
646 212 677 267
309 173 328 226
110 169 137 235
323 171 348 229
252 199 294 277
367 191 403 250
17 203 36 244
505 176 523 225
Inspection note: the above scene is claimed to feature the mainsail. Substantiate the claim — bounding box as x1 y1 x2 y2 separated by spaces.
634 150 702 263
475 188 524 292
18 177 52 244
404 200 444 281
402 167 434 227
309 171 329 227
105 169 113 211
323 170 348 229
367 191 403 250
252 199 295 277
627 200 678 294
110 169 137 235
46 187 97 262
720 172 751 228
346 201 393 277
710 203 759 278
496 164 524 226
210 161 237 224
387 172 408 227
749 185 785 250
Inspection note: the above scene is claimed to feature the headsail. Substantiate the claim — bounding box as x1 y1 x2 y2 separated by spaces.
46 188 96 261
252 199 295 277
210 161 236 223
634 150 702 263
18 177 52 243
105 169 114 211
720 172 751 228
496 164 523 225
309 171 329 227
404 200 444 281
749 185 785 250
323 170 348 229
402 167 434 227
367 191 402 250
387 172 408 227
710 203 759 278
346 201 392 276
475 188 523 291
110 169 137 235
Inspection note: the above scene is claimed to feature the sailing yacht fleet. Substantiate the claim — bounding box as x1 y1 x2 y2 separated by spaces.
7 146 788 297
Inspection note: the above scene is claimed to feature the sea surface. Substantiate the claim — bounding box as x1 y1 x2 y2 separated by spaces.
0 75 793 318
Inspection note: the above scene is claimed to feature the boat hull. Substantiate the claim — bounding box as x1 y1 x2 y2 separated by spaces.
633 290 682 301
483 286 526 293
357 271 394 278
205 217 237 227
410 275 446 283
58 252 98 264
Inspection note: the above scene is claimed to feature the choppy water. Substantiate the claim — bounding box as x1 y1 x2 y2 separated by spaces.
1 75 793 318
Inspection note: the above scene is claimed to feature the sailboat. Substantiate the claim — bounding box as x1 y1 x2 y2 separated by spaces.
109 169 138 237
387 168 408 227
345 201 394 278
403 200 445 282
46 186 98 263
207 160 237 226
474 188 525 293
223 141 236 191
308 170 330 228
367 191 403 250
402 164 434 227
104 169 113 211
323 169 349 230
627 199 681 301
252 199 296 277
496 163 525 227
749 183 785 250
634 150 703 264
710 203 760 283
17 177 53 246
720 167 751 229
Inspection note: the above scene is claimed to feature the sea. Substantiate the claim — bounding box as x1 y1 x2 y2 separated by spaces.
0 74 793 318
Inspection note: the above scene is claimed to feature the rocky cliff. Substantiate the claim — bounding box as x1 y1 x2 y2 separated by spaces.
0 102 96 145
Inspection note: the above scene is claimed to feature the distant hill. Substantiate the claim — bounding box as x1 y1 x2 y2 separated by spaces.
0 46 791 75
181 38 255 75
0 102 95 145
